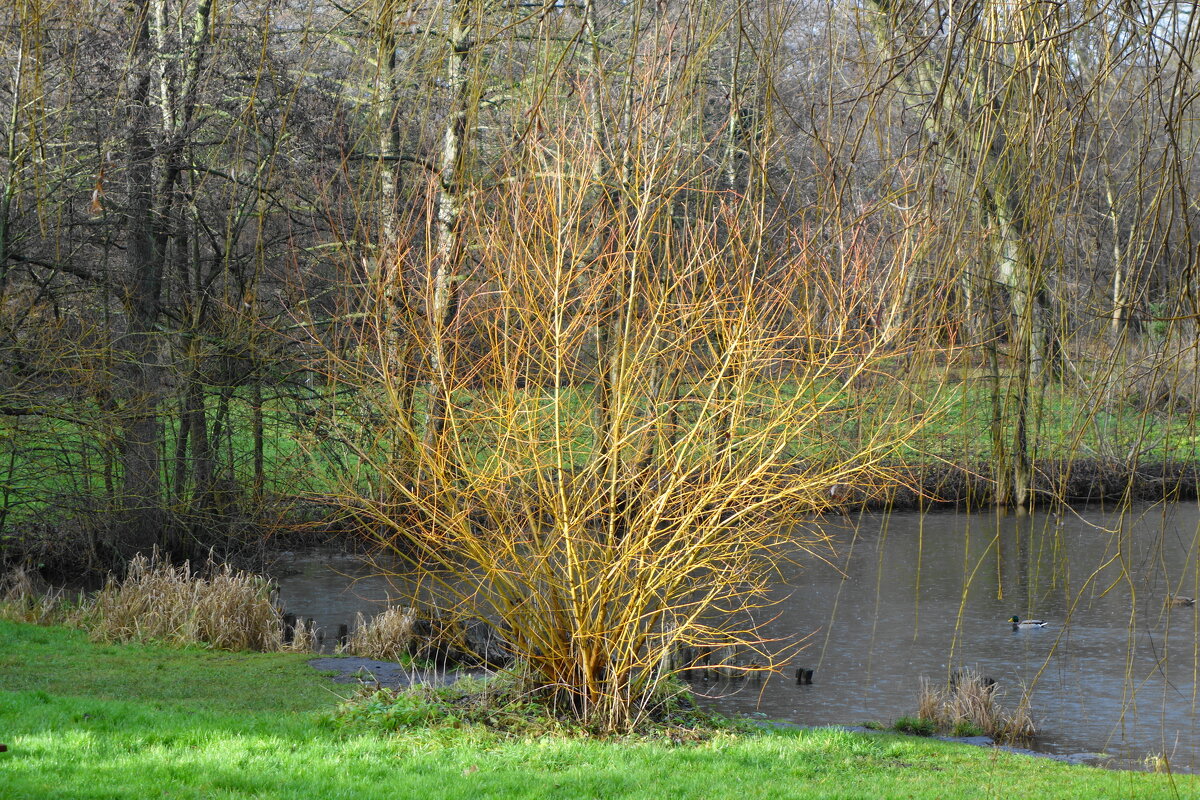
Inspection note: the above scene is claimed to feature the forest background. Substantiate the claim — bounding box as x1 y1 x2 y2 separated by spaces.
0 0 1197 604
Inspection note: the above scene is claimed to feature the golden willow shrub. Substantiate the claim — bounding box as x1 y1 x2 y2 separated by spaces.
318 80 946 732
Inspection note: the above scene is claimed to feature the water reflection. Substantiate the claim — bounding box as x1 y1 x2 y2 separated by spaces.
273 550 407 638
272 502 1200 771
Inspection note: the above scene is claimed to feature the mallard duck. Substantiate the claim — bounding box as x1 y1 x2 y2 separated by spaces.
1009 615 1048 629
1166 595 1195 607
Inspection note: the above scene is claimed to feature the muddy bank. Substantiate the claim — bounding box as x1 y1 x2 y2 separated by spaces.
862 459 1200 511
308 656 489 690
6 459 1199 582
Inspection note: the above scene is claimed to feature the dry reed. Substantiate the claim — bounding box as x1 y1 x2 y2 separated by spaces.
90 552 285 651
0 566 79 625
339 607 416 661
918 669 1036 744
283 616 320 652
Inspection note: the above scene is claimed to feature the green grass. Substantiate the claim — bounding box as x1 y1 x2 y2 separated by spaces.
0 620 1195 799
891 716 938 737
900 380 1200 465
0 620 337 714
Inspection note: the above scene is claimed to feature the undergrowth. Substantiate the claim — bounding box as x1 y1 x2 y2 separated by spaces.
0 565 84 626
0 557 430 657
330 671 732 742
891 716 937 737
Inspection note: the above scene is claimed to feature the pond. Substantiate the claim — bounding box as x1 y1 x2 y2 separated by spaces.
273 501 1200 772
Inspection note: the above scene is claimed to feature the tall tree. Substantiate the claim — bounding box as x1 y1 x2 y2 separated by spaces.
856 0 1080 507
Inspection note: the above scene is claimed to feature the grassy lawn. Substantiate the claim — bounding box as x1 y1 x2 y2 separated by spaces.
0 620 1193 799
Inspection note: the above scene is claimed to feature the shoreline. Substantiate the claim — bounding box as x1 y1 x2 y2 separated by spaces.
840 458 1200 512
5 457 1199 582
2 620 1193 797
303 654 1153 774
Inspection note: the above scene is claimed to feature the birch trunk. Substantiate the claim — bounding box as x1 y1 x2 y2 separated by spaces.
423 0 471 453
0 24 26 295
1104 170 1130 339
373 0 419 463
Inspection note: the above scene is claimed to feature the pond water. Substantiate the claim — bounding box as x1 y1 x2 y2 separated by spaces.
273 501 1200 772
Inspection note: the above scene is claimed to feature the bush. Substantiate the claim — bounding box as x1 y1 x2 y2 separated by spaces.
336 154 936 732
335 687 457 732
951 720 985 737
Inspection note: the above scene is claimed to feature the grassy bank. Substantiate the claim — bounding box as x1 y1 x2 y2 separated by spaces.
5 375 1198 515
0 621 1192 799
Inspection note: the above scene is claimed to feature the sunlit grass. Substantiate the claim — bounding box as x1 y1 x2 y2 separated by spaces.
1 620 1195 800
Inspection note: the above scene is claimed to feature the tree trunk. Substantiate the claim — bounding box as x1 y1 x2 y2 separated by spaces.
861 0 1055 508
114 0 217 553
251 378 264 501
116 0 165 552
0 24 26 296
583 0 639 482
1103 170 1133 339
374 0 418 469
423 0 471 457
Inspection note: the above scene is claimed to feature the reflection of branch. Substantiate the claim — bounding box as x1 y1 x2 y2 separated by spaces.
1141 630 1185 698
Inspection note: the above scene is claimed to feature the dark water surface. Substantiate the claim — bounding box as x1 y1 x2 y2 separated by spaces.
722 503 1200 771
274 502 1200 772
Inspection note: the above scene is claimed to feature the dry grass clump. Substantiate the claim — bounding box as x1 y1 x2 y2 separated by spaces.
90 552 285 651
284 616 320 652
918 669 1036 744
339 607 417 661
0 566 81 625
